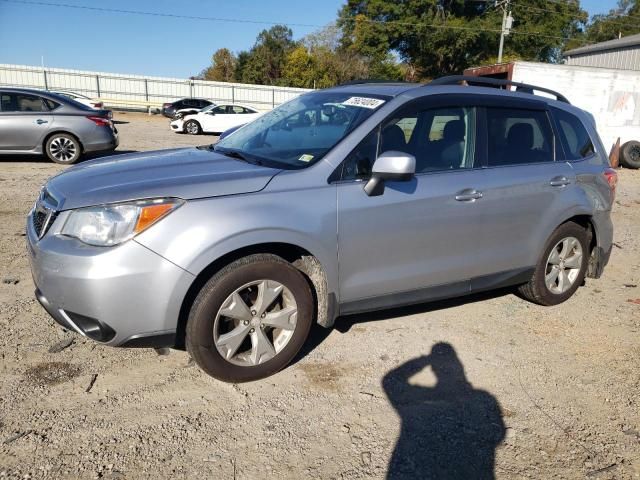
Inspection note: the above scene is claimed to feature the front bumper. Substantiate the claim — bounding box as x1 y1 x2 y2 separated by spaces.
170 120 184 132
27 210 195 347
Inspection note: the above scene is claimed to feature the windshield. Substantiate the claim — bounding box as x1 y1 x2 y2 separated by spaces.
214 91 389 169
199 103 217 113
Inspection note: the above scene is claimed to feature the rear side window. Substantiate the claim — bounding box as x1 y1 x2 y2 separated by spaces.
552 108 595 160
486 108 554 166
43 98 60 111
0 93 46 112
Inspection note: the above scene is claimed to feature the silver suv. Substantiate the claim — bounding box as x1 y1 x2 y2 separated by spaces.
27 77 616 382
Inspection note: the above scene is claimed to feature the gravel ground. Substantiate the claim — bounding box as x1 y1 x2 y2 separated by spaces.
0 113 639 479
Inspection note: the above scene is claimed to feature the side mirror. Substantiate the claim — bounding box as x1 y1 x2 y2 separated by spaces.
364 151 416 197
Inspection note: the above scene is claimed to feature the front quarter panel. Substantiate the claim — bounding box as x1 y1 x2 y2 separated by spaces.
134 176 339 297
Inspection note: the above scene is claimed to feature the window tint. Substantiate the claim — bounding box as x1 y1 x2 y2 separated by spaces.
0 93 45 112
552 107 594 160
486 108 554 166
340 106 476 180
211 105 228 114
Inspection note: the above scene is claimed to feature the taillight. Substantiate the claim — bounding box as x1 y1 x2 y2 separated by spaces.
604 167 618 202
86 115 110 127
162 103 171 108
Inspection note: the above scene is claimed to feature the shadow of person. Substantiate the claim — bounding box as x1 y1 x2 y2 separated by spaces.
383 343 505 480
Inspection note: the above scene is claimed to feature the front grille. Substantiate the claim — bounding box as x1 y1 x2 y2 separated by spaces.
31 188 59 239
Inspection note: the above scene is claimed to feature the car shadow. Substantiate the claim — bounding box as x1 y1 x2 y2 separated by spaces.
84 149 138 160
382 343 505 479
0 149 139 164
292 287 515 365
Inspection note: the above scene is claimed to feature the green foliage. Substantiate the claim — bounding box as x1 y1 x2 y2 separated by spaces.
198 1 639 88
234 25 296 85
337 0 587 79
201 48 237 82
568 0 640 48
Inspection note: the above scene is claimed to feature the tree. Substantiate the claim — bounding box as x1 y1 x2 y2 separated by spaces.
570 0 640 47
283 46 317 88
237 25 297 85
201 48 237 82
337 0 587 79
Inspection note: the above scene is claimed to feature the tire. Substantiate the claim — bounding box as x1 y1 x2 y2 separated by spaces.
186 254 313 382
518 221 589 306
620 140 640 169
45 133 81 164
184 120 201 135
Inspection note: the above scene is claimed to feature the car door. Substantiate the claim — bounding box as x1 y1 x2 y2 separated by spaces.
336 100 486 311
201 105 232 133
465 102 578 286
0 92 53 151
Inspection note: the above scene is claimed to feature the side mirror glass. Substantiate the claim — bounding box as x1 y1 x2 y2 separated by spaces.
364 150 416 197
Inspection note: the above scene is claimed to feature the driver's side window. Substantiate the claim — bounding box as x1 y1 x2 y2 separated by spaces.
210 105 228 114
339 104 476 181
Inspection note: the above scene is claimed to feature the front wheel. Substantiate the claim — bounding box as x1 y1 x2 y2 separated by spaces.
186 254 313 382
518 221 589 306
184 120 201 135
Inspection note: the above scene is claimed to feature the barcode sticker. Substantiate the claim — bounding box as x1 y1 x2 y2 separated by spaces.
342 97 386 109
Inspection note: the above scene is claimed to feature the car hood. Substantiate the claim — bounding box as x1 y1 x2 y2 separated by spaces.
45 147 282 210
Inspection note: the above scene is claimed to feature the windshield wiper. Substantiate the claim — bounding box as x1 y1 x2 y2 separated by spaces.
216 148 263 165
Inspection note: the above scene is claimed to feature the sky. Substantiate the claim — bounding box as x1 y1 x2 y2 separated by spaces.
0 0 623 79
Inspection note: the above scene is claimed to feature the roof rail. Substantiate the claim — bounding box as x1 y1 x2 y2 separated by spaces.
338 79 411 86
428 75 570 104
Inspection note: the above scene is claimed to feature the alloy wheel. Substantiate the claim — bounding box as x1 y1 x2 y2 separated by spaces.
49 137 77 162
545 236 583 294
213 279 298 366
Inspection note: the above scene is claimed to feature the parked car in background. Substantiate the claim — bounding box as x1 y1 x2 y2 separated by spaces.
170 104 260 135
161 98 213 118
28 78 615 382
0 87 118 164
50 90 103 110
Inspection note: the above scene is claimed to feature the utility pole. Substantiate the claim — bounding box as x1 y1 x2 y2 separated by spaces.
496 0 513 63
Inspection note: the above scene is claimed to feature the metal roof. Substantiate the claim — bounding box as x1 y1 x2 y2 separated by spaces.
564 33 640 57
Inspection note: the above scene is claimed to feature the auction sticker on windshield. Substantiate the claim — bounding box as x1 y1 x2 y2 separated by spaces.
342 97 386 109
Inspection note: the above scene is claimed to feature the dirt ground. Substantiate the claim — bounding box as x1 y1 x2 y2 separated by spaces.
0 112 639 479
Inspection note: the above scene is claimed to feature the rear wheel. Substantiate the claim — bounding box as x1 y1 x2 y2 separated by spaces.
184 120 201 135
186 254 313 382
45 133 81 164
620 140 640 169
519 222 589 306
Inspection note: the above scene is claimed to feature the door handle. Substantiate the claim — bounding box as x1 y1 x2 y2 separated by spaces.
549 176 570 187
455 189 483 202
35 119 48 125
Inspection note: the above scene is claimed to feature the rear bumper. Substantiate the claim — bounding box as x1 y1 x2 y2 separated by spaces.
83 127 119 153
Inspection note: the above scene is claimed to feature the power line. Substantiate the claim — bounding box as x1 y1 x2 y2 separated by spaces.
0 0 594 45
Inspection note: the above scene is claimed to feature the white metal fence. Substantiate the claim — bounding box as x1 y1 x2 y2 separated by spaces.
0 63 312 112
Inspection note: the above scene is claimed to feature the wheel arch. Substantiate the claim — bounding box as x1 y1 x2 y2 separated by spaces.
174 242 335 350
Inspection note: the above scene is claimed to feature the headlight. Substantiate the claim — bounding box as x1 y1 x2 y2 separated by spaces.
60 198 183 246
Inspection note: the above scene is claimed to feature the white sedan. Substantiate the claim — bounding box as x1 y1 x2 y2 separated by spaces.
50 90 104 109
170 104 261 135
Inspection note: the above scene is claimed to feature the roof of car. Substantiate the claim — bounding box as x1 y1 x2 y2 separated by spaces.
325 82 422 97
